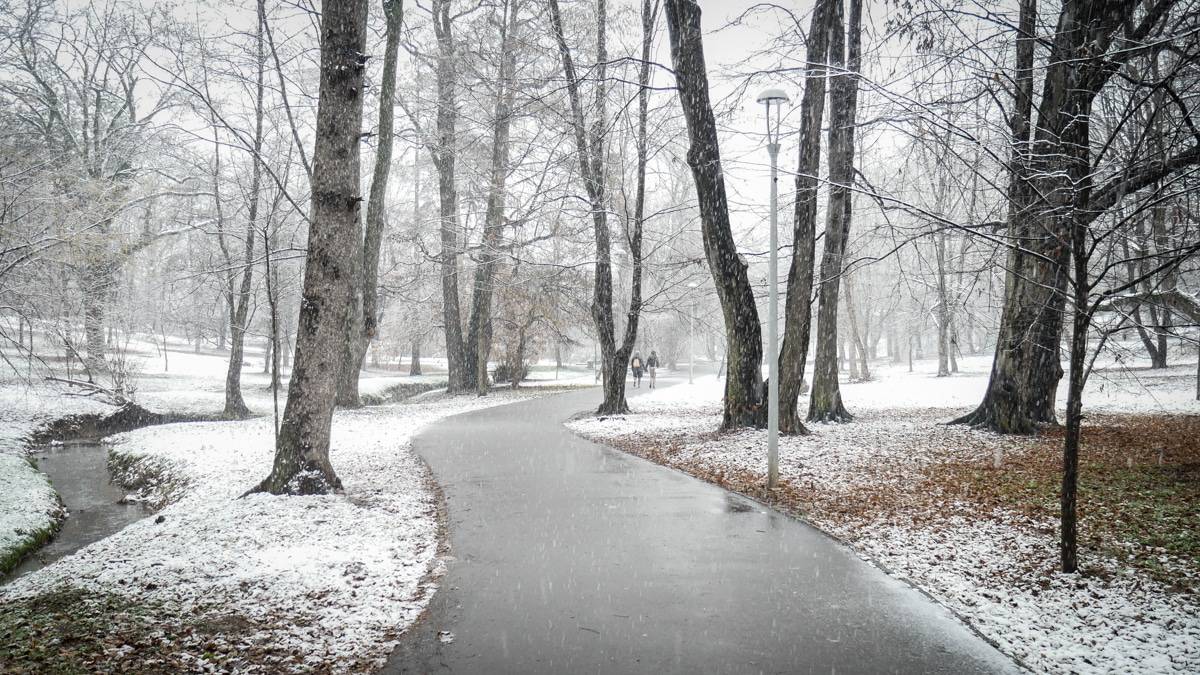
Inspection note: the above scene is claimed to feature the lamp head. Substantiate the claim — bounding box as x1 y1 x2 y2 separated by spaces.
756 87 790 106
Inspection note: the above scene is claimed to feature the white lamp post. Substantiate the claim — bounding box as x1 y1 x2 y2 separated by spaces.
757 87 788 490
687 281 698 384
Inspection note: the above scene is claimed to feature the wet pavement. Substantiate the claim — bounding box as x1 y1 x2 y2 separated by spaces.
386 381 1019 674
9 442 148 580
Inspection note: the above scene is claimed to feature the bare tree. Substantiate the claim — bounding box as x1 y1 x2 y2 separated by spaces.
777 0 834 435
954 0 1200 433
252 0 370 495
548 0 653 415
337 0 405 407
664 0 765 429
808 0 862 423
465 0 521 396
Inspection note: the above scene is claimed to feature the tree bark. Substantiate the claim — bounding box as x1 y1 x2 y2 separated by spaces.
82 258 114 376
953 0 1158 434
432 0 467 393
549 0 649 416
336 0 404 407
1060 202 1090 574
465 0 519 397
410 339 422 375
936 231 952 378
664 0 765 429
808 0 860 423
252 0 368 495
222 0 266 419
777 0 833 434
844 277 869 380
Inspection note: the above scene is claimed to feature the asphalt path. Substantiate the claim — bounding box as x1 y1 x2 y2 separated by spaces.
385 377 1019 674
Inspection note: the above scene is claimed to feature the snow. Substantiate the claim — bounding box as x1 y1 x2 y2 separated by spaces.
1 388 555 671
568 356 1200 674
0 334 552 668
0 382 114 569
0 454 62 567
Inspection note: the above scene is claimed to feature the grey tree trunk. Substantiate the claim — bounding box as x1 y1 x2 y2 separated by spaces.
466 0 519 397
82 259 114 376
664 0 765 429
410 340 422 376
808 0 860 423
777 0 833 434
432 0 468 393
549 0 650 416
952 0 1191 433
936 231 951 378
844 277 869 381
336 0 404 407
222 1 266 420
252 0 369 495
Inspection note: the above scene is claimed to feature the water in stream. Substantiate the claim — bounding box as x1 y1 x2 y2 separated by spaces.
9 442 148 580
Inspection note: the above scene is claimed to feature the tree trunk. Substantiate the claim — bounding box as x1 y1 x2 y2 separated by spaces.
664 0 764 429
222 1 265 420
1061 171 1094 574
777 0 833 435
433 0 467 393
466 0 519 397
808 0 860 423
936 231 952 377
410 339 422 375
549 0 650 416
252 0 368 495
845 277 869 380
954 0 1140 434
949 328 959 373
336 0 404 407
82 259 114 376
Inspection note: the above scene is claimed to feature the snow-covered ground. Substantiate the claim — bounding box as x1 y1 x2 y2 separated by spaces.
1 386 556 670
0 453 62 572
0 382 115 572
569 354 1200 674
0 333 585 669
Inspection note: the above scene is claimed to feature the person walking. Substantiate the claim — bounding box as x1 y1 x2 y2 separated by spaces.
646 350 659 389
630 352 644 388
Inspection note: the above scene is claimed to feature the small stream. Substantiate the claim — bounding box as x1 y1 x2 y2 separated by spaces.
8 442 149 580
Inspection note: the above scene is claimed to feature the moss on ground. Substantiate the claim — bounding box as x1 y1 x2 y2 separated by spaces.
942 414 1200 588
0 458 65 577
0 587 318 673
0 521 59 578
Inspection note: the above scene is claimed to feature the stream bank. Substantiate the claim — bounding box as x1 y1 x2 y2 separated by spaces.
3 403 208 580
8 442 148 579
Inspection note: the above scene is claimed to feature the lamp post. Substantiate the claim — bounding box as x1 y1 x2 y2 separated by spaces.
757 87 789 490
687 281 698 384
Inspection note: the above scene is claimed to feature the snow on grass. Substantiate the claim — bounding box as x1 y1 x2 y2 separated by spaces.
0 382 113 573
1 388 554 671
568 360 1200 675
0 336 448 580
853 515 1200 674
0 454 62 573
0 382 113 456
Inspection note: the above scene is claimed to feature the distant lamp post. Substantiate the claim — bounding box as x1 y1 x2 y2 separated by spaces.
687 281 698 384
757 86 789 490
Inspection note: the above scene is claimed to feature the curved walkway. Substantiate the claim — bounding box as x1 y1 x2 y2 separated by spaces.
386 381 1019 674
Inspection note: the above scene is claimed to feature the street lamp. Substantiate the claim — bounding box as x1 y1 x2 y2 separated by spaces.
687 281 698 384
757 86 788 490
